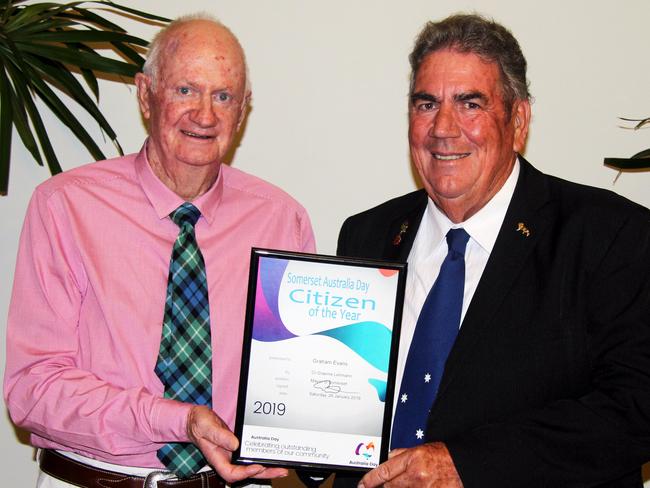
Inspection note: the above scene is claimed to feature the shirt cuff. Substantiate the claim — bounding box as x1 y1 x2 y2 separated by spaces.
151 398 193 442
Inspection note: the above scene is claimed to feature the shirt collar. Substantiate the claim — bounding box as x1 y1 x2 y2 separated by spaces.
427 158 520 253
135 138 224 225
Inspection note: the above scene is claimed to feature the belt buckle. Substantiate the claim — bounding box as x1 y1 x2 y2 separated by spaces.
144 470 176 488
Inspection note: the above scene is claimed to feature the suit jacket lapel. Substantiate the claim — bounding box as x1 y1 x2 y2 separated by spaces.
382 190 429 262
436 158 556 398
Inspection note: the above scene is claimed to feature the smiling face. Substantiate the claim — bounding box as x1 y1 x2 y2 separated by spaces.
136 20 249 176
409 49 530 222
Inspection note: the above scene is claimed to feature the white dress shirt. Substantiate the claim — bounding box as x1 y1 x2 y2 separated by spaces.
393 160 520 417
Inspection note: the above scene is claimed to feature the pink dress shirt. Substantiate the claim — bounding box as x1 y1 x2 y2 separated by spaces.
4 142 315 468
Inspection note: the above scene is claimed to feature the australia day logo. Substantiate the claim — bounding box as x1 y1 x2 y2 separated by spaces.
355 441 375 460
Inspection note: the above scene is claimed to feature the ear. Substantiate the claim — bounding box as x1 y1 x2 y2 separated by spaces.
135 73 153 120
236 90 252 131
512 99 531 153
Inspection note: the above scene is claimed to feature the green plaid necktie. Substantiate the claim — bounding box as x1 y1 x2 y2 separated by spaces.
155 202 212 478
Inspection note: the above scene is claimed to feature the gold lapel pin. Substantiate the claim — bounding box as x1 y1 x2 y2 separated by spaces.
516 222 530 237
393 221 409 246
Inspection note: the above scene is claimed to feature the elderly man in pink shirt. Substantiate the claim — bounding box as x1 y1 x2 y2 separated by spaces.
4 14 314 488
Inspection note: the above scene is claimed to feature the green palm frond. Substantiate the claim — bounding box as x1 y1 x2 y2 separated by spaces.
619 116 650 131
0 0 169 195
604 116 650 173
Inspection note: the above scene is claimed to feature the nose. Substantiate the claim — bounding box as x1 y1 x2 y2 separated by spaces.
190 94 217 127
430 103 460 139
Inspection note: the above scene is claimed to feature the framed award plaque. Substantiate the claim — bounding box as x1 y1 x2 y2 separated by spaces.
233 248 406 473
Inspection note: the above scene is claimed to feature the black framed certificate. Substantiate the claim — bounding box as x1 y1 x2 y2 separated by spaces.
233 248 406 472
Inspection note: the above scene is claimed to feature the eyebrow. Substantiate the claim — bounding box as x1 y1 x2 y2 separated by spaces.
411 92 438 105
456 91 489 104
410 91 489 105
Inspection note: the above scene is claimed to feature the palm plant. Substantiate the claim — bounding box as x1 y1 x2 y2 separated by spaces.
604 117 650 172
0 0 168 195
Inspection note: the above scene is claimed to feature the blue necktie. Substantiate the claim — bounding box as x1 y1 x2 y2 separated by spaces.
155 203 212 477
391 228 470 448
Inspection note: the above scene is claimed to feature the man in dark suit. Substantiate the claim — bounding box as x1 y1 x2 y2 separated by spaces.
335 14 650 488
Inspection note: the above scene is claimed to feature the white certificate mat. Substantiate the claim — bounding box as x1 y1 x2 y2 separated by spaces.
234 249 406 472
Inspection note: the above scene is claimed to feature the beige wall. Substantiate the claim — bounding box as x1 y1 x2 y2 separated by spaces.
2 0 649 484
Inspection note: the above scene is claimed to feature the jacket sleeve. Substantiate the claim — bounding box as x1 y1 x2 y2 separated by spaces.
336 216 352 257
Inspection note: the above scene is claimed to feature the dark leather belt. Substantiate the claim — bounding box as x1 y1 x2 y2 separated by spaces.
40 449 225 488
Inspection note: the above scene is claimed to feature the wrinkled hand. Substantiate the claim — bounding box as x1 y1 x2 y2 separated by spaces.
359 442 462 488
186 405 288 484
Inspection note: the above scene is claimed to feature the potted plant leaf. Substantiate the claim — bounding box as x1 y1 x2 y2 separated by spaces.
604 117 650 173
0 0 169 195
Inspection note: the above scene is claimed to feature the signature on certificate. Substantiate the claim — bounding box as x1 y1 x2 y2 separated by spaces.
312 379 360 395
313 380 341 394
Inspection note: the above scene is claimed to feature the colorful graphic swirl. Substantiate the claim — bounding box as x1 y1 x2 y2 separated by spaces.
355 441 375 459
253 257 390 402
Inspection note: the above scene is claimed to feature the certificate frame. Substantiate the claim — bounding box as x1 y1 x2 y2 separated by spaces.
233 248 406 473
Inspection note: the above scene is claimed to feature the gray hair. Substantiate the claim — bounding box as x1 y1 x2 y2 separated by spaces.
142 13 250 92
409 13 530 113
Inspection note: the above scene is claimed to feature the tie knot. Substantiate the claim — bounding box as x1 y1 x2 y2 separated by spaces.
446 228 470 256
170 202 201 228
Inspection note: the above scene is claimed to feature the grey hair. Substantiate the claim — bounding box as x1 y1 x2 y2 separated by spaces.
409 13 530 113
142 12 250 92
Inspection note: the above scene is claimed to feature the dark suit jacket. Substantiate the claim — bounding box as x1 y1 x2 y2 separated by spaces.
334 159 650 487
